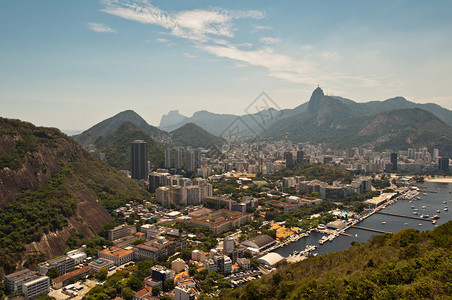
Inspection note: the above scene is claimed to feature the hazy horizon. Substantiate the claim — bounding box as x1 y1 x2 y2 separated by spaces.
1 0 452 130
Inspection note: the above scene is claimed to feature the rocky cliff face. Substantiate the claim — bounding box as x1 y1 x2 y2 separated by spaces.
25 179 112 259
0 129 90 208
0 118 149 271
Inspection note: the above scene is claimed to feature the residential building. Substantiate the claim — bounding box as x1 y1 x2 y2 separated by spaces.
171 258 186 274
165 148 172 169
37 256 75 277
108 224 134 241
5 269 50 300
237 258 250 271
175 149 183 170
174 286 196 300
390 152 398 171
439 157 450 172
131 140 148 180
284 151 293 168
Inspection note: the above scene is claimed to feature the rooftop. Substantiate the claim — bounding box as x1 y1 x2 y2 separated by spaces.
99 246 134 258
53 266 91 283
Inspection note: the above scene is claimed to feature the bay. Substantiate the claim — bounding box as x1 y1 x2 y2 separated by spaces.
275 181 452 257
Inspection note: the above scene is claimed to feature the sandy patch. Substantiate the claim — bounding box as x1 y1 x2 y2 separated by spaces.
424 177 452 183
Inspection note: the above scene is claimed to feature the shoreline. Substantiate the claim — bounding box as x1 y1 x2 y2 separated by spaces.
424 176 452 183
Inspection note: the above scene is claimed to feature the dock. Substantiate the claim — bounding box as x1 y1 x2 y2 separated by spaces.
376 211 433 221
351 225 392 234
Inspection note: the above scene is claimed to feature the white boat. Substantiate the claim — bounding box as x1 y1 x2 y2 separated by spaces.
382 221 386 224
413 211 419 215
445 207 448 211
422 206 426 209
411 206 415 209
404 222 408 226
436 209 441 213
418 223 423 226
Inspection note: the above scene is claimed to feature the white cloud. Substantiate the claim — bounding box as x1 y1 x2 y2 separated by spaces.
183 53 196 58
87 22 117 33
251 24 272 32
260 37 280 44
101 0 380 88
102 0 262 41
199 43 317 84
156 38 169 43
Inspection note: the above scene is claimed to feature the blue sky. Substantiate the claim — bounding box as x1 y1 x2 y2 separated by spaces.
1 0 452 131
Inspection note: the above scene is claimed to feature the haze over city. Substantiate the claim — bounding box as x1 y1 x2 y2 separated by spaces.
1 0 452 131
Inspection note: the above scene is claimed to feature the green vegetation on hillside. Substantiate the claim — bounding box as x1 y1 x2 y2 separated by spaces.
171 123 225 149
74 110 169 146
95 121 165 171
71 159 151 212
0 168 75 274
0 118 152 277
223 222 452 299
0 118 73 170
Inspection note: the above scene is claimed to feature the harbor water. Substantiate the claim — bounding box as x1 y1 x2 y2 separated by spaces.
275 181 452 257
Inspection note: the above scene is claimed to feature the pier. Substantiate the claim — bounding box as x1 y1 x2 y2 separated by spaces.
351 225 392 234
376 211 433 221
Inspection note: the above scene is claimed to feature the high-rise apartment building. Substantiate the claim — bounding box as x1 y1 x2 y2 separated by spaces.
165 148 172 169
131 140 147 180
438 157 450 172
390 152 398 171
185 150 195 172
284 151 294 169
297 150 304 164
175 149 183 170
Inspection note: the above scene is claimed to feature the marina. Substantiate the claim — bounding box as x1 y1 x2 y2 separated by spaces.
275 181 451 258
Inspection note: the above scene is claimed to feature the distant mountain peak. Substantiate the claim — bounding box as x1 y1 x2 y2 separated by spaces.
159 110 188 129
307 86 325 114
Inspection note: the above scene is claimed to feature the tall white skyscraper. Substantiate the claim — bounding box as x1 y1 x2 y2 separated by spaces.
165 148 172 169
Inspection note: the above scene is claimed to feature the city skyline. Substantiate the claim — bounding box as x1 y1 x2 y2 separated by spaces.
1 0 452 131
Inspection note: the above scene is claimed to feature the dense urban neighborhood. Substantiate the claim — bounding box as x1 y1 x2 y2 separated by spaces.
4 135 450 299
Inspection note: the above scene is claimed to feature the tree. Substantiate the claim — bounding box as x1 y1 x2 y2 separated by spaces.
198 293 213 300
188 264 198 277
160 295 172 300
95 268 108 281
46 268 59 279
181 247 192 261
121 287 134 300
127 275 143 291
37 293 56 300
163 279 174 292
151 285 160 296
131 239 146 246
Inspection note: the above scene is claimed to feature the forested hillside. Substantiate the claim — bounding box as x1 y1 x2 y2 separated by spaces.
0 118 151 276
223 222 452 299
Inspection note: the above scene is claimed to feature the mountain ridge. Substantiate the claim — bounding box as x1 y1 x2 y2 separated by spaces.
73 110 170 146
170 123 225 149
263 89 452 155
